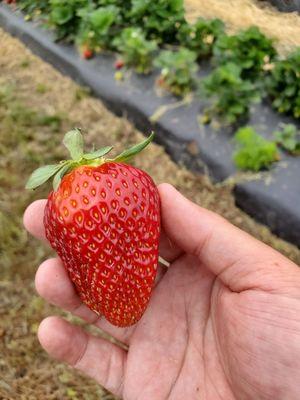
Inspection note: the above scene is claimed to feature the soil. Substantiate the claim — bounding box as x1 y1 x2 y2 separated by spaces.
0 27 299 399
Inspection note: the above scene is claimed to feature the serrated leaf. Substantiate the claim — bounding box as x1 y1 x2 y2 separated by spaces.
113 132 154 163
63 129 84 160
84 146 113 160
53 163 72 191
25 164 63 190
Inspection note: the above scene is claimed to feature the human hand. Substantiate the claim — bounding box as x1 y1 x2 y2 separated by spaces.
24 183 300 400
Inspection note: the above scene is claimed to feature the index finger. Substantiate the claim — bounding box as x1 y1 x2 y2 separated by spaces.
23 199 47 241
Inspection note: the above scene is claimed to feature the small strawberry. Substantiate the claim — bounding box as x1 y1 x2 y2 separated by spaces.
82 47 93 60
114 59 125 70
26 130 160 327
157 76 165 87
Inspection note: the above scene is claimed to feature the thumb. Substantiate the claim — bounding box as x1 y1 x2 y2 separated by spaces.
158 184 299 294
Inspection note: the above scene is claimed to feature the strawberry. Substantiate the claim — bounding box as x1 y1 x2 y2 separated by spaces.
26 130 160 327
82 48 93 60
114 59 125 70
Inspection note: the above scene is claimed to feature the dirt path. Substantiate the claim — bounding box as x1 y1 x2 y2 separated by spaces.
0 28 299 399
184 0 300 54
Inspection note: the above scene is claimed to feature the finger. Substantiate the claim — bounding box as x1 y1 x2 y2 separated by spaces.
38 316 126 396
23 199 47 241
159 228 182 263
158 183 299 293
36 258 135 344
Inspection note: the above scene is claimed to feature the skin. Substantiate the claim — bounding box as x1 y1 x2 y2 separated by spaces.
23 183 300 400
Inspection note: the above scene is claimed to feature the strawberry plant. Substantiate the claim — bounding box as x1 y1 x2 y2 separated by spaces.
49 0 89 41
266 49 300 119
177 18 225 60
94 0 131 21
26 129 160 327
17 0 50 14
77 5 120 53
130 0 185 43
274 123 300 155
202 63 260 125
233 126 279 171
213 26 277 81
154 48 198 97
113 27 158 74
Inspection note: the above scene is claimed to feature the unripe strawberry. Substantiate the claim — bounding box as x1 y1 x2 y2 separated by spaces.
26 130 160 327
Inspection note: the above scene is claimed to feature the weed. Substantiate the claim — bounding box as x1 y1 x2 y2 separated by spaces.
233 126 279 171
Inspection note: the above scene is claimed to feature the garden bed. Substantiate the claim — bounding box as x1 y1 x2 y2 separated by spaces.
0 3 299 247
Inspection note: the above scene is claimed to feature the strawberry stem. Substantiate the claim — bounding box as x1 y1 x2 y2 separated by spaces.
26 130 155 190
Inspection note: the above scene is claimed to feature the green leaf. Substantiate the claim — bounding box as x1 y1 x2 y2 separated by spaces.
52 8 73 25
63 129 84 160
83 146 113 160
25 164 63 190
90 7 118 32
113 132 154 163
53 163 72 191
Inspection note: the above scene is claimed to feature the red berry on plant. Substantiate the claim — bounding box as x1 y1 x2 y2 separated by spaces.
157 76 165 86
83 48 93 59
26 130 160 327
114 59 125 70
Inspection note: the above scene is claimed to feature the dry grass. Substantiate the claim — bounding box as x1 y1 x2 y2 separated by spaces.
0 27 299 399
184 0 300 54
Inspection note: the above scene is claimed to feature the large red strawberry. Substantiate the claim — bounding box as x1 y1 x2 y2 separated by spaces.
26 130 160 327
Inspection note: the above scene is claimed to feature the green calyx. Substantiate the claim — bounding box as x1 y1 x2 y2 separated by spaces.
26 128 154 191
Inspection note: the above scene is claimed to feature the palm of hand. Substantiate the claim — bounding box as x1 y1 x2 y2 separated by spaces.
125 254 299 400
124 253 216 399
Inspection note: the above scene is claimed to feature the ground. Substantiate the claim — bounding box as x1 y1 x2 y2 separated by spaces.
0 25 299 400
